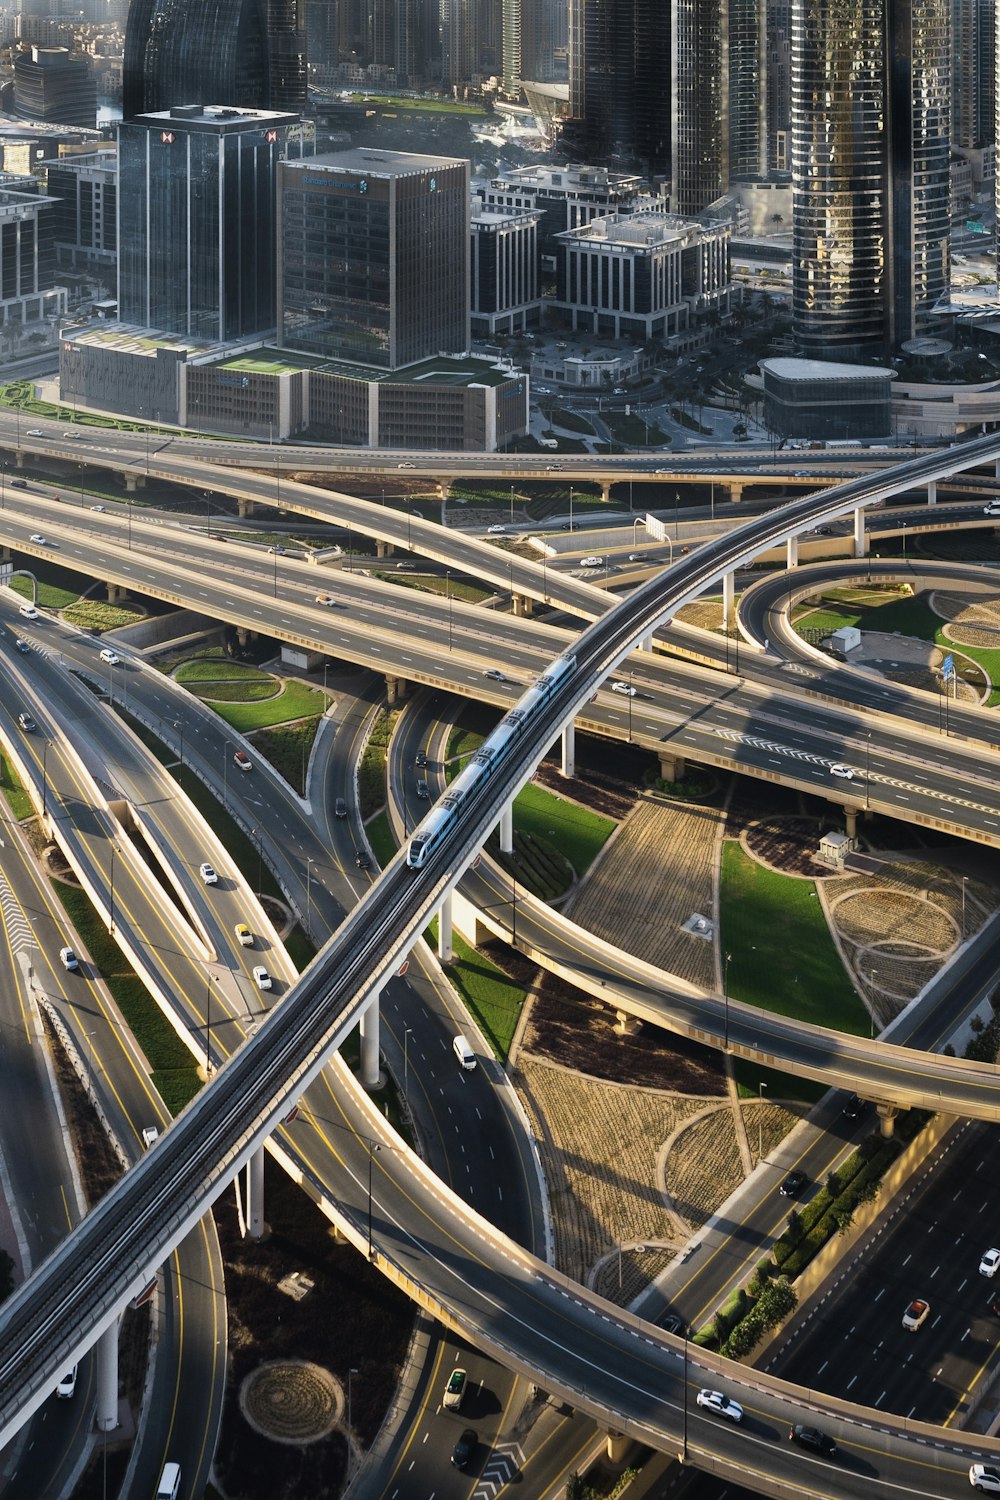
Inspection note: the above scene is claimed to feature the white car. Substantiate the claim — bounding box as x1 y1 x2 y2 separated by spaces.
252 965 273 991
141 1126 160 1149
980 1248 1000 1278
397 461 415 468
611 681 637 696
971 1465 1000 1494
99 647 121 665
198 862 218 885
902 1298 930 1331
27 428 43 437
59 947 79 972
29 533 47 545
829 763 855 780
581 555 604 568
55 1365 78 1399
983 502 1000 517
91 504 105 512
695 1389 743 1424
487 523 507 534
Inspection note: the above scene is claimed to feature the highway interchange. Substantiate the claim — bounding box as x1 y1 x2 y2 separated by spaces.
1 414 1000 1500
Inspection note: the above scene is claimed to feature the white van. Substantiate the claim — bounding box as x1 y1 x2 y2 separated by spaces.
155 1463 181 1500
452 1035 476 1071
18 603 38 620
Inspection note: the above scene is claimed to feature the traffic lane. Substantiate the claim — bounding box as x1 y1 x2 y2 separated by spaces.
770 1122 1000 1424
403 1339 523 1496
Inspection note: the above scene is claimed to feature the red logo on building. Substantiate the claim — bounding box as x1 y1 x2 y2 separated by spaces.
265 129 278 143
160 131 175 144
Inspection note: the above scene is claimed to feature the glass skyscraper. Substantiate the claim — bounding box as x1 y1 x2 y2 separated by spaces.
792 0 950 358
118 106 299 342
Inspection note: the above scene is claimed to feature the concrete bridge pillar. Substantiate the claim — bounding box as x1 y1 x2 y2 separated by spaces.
438 892 454 964
499 801 514 854
786 534 799 568
927 479 938 505
386 675 407 705
728 481 744 504
659 752 685 782
853 507 867 558
361 993 381 1088
376 537 391 558
1 546 11 562
844 806 858 839
247 1145 266 1239
561 722 575 778
95 1320 120 1431
876 1103 898 1138
599 481 611 502
606 1431 631 1463
106 582 127 603
13 451 26 468
236 627 253 647
123 474 145 491
722 569 735 630
237 496 254 518
639 632 654 652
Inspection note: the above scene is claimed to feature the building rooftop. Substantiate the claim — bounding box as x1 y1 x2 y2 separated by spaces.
489 163 642 193
471 197 542 228
132 105 299 132
559 210 709 248
291 146 465 178
760 357 897 381
217 347 518 387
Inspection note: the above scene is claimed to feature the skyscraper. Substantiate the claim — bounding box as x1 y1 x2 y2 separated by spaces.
123 0 306 120
118 105 298 341
792 0 950 358
277 148 469 369
565 0 670 175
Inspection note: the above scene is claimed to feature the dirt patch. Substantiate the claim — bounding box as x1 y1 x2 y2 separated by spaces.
743 816 834 877
240 1360 343 1444
666 1103 802 1231
513 1055 708 1288
567 799 721 987
534 739 651 822
212 1158 412 1500
520 970 726 1094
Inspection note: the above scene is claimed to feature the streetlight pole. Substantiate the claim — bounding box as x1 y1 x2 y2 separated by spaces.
306 858 315 936
41 737 48 818
509 482 514 523
109 843 116 937
723 950 731 1050
627 672 633 740
404 1025 413 1091
758 1081 767 1160
961 875 968 937
367 1140 381 1259
569 485 574 532
865 732 872 812
446 571 453 652
172 719 185 790
205 977 213 1073
679 1333 689 1462
347 1366 358 1463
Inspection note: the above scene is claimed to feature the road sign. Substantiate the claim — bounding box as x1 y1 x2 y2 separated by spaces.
942 653 955 681
645 512 668 542
397 960 409 976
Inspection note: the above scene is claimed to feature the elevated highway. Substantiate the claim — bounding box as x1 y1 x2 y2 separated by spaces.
0 474 999 1500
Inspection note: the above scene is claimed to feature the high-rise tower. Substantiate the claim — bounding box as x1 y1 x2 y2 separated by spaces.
123 0 306 120
792 0 950 358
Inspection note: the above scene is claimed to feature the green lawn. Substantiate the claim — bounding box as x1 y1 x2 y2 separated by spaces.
249 718 322 795
0 750 33 820
7 574 80 609
442 930 525 1062
366 810 397 867
546 409 594 436
62 599 146 632
175 657 326 730
720 841 867 1036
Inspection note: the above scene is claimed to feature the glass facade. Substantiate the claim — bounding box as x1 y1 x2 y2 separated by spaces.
792 0 950 358
278 152 469 370
123 0 270 119
118 109 297 342
565 0 670 175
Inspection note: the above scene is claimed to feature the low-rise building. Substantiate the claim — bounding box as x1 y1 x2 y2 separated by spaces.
554 209 731 343
0 177 67 330
470 198 542 337
758 357 896 440
45 149 116 276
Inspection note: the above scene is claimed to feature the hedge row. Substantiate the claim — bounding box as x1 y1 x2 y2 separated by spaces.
493 831 573 901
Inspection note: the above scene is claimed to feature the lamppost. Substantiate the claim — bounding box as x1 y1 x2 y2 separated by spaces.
85 1029 96 1098
865 732 872 811
446 571 453 652
569 485 574 532
618 1223 626 1293
109 842 117 937
347 1366 358 1461
172 719 185 789
678 1333 689 1463
272 546 278 599
306 858 316 936
723 950 732 1049
961 875 968 937
404 1025 413 1091
204 976 213 1073
758 1081 767 1160
224 740 232 808
41 736 49 818
627 672 633 740
509 482 515 523
367 1140 382 1260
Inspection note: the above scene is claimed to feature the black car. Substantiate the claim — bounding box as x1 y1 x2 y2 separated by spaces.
789 1424 836 1459
354 849 371 870
414 751 427 767
841 1094 863 1119
334 797 348 818
451 1428 476 1470
780 1169 807 1197
656 1310 686 1336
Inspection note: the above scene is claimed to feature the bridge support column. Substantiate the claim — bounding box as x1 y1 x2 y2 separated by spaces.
786 534 799 568
124 474 145 491
376 537 391 558
512 593 530 617
361 994 381 1088
722 570 735 630
728 481 744 504
613 1008 640 1036
95 1320 119 1432
639 631 654 652
659 752 685 782
561 722 575 778
106 582 127 603
927 479 937 505
1 546 11 561
386 675 407 705
844 806 859 839
876 1103 898 1138
599 480 611 502
853 507 867 558
247 1145 266 1239
236 627 252 647
438 892 454 964
13 451 26 468
237 496 254 518
606 1431 631 1463
499 801 514 854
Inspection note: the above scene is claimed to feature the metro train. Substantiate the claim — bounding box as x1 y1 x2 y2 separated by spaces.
407 652 578 869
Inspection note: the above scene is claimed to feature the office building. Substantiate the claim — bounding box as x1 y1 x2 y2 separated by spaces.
12 46 97 128
0 179 68 329
792 0 951 359
45 149 116 276
278 148 469 370
123 0 306 120
118 105 299 342
565 0 670 175
670 0 727 213
554 209 731 341
476 164 642 284
470 199 541 335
